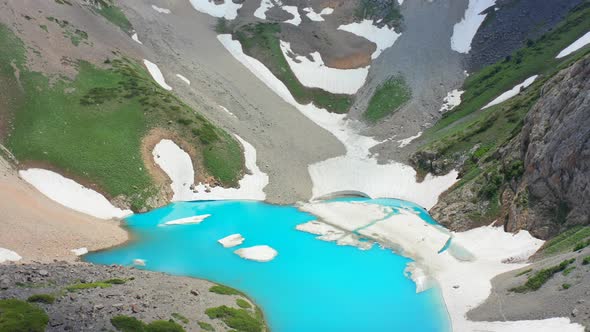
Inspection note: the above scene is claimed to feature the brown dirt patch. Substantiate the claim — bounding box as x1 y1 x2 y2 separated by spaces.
325 51 373 69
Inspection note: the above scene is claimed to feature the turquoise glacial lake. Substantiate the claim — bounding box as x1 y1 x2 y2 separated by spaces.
85 198 451 331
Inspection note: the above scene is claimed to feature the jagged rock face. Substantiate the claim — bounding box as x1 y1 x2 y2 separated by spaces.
507 55 590 238
431 55 590 238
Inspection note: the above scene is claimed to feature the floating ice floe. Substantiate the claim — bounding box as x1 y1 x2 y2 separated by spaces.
234 245 277 262
217 34 458 209
556 31 590 58
439 89 464 112
302 7 333 22
19 169 132 220
280 40 368 94
161 214 211 226
176 74 191 85
300 201 583 332
131 32 143 45
71 247 88 256
189 0 242 20
0 248 22 263
144 59 172 91
482 75 538 109
451 0 497 53
152 139 195 201
337 19 401 59
133 259 146 266
152 5 171 14
397 131 422 148
218 234 245 248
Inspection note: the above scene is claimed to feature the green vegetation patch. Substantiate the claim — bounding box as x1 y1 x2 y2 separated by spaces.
171 313 189 324
233 23 352 114
540 226 590 256
26 294 56 304
111 315 186 332
66 281 113 292
562 266 576 276
0 24 244 210
562 283 571 290
582 256 590 265
236 298 252 309
206 305 263 332
573 238 590 251
198 321 215 331
515 268 532 277
89 0 133 33
510 258 575 293
209 285 242 296
0 299 49 332
363 76 411 122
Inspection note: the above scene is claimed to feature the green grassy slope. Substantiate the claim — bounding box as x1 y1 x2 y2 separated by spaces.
363 76 411 122
0 24 243 210
233 23 353 114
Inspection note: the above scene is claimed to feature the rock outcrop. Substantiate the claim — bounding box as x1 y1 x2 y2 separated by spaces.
431 55 590 239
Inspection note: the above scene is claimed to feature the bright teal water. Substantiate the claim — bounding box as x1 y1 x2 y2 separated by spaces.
85 199 450 331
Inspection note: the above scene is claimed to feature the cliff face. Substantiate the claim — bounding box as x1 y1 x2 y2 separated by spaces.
507 55 590 238
431 55 590 239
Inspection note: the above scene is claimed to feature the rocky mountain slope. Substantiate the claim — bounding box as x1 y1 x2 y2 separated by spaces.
429 53 589 239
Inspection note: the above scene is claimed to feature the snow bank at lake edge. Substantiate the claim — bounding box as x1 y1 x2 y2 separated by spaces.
300 201 583 332
19 168 132 220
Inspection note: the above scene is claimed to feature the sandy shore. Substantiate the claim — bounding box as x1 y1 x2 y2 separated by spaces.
0 156 128 263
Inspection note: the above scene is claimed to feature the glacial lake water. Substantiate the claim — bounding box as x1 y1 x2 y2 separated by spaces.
85 198 451 331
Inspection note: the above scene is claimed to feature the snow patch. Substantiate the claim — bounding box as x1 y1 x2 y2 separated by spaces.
303 7 333 22
338 19 401 59
176 74 191 85
439 89 464 113
282 6 301 26
188 0 242 20
192 135 268 200
219 105 237 118
397 131 422 148
280 40 368 94
152 5 171 14
0 248 22 263
254 0 274 20
451 0 496 53
556 31 590 58
152 139 195 201
131 32 142 45
162 214 211 226
19 169 132 220
482 75 538 109
71 247 88 256
218 234 245 248
234 245 277 262
144 59 172 91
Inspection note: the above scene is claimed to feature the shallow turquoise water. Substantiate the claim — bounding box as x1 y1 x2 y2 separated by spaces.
85 199 450 331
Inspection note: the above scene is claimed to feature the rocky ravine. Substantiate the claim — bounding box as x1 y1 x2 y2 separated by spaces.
430 54 590 239
0 262 263 332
